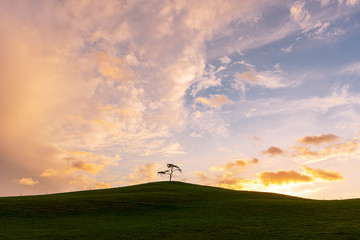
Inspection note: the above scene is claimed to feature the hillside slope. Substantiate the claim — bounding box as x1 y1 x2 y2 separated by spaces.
0 181 359 239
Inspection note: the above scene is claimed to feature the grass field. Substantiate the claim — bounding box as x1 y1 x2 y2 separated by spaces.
0 181 359 239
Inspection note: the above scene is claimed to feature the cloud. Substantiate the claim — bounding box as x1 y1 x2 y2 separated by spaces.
194 95 232 109
262 146 285 156
298 134 341 145
125 163 160 184
234 66 289 89
302 165 343 181
190 132 203 138
237 68 257 83
290 1 311 29
95 182 111 189
97 52 134 81
209 158 258 171
294 138 359 163
344 0 359 6
140 141 186 156
289 1 341 41
320 0 331 7
18 178 39 186
189 109 230 136
68 174 97 190
259 170 313 186
39 169 58 177
247 134 262 141
258 165 343 187
219 55 231 64
197 164 343 191
194 157 343 196
161 142 186 155
194 167 260 191
240 86 360 120
218 177 258 190
282 44 293 53
195 159 260 190
341 62 360 76
2 0 231 195
66 158 104 175
190 65 222 96
215 66 227 73
225 158 259 169
1 0 358 197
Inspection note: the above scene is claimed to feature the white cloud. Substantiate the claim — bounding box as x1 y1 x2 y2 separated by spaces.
219 55 231 64
244 86 360 119
191 64 222 96
282 44 293 53
215 66 227 73
345 0 359 6
341 62 360 75
162 142 186 155
190 132 203 138
189 109 230 136
290 1 312 29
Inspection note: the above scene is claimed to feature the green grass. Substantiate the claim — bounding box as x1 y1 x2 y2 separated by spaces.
0 181 359 239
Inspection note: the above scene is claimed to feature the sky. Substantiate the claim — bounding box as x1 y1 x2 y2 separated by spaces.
1 0 360 199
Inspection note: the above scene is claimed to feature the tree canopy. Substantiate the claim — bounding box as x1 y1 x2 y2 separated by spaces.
157 163 182 181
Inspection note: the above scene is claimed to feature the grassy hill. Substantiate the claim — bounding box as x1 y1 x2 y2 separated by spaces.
0 181 359 239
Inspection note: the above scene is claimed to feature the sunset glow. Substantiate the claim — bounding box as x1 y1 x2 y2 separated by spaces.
1 0 360 199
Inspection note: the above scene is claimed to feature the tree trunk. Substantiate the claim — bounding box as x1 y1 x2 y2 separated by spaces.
170 173 172 181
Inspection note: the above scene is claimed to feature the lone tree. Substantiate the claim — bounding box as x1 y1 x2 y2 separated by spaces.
157 163 182 181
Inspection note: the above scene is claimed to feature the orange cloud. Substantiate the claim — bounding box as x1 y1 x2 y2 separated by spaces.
294 139 359 163
259 170 313 186
194 95 232 109
68 174 97 190
125 163 159 184
210 158 258 171
293 145 318 157
201 158 260 190
237 68 257 83
297 134 340 145
302 165 343 181
262 146 284 156
235 67 286 88
39 168 58 177
247 134 262 141
225 159 247 168
95 182 111 189
92 119 120 131
258 165 344 187
218 177 258 190
104 105 140 118
18 178 39 186
97 52 134 81
65 158 104 175
227 158 259 168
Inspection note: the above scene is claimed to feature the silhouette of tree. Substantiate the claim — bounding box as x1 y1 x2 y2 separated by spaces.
157 163 182 181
